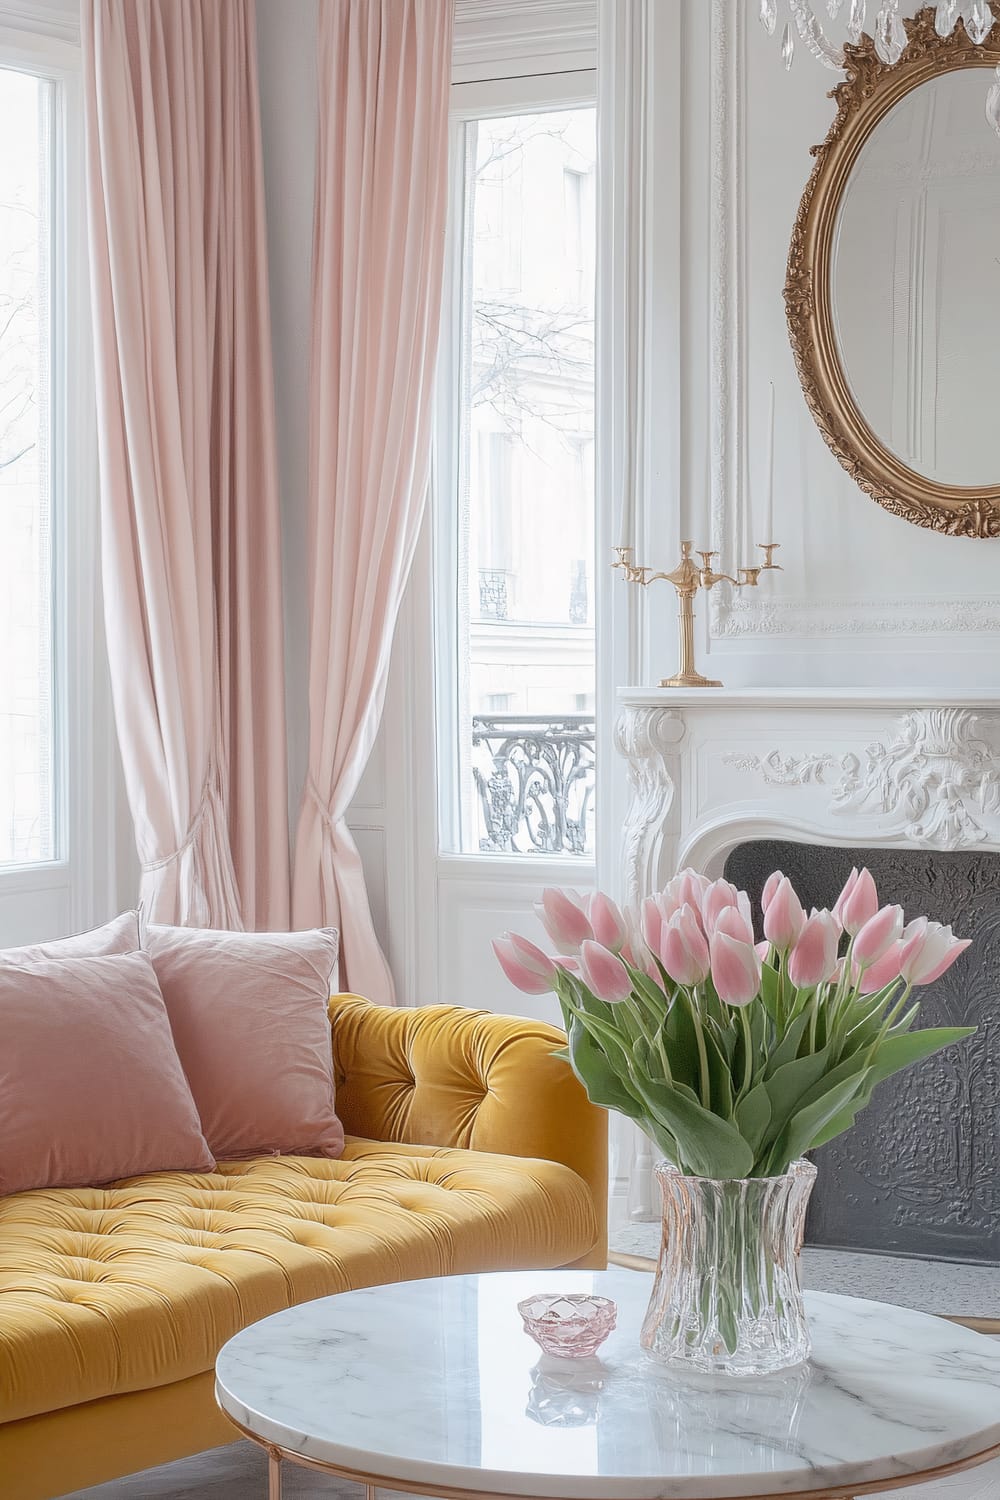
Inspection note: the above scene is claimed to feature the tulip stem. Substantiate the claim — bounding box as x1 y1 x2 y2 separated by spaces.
685 987 712 1107
738 1004 754 1100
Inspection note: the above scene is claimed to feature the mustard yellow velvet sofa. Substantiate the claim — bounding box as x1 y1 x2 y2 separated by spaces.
0 996 607 1500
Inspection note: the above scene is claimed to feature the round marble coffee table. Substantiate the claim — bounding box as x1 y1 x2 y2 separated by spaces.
215 1269 1000 1500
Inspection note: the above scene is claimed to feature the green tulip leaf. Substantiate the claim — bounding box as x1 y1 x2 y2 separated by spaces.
631 1073 755 1179
762 1071 872 1176
762 1045 834 1139
867 1025 975 1088
734 1083 772 1155
702 1026 735 1120
566 1017 646 1122
763 1009 813 1077
806 1103 864 1152
758 958 781 1023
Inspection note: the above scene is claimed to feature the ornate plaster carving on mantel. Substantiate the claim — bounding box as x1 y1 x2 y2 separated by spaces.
722 750 837 786
832 709 1000 849
613 707 685 907
723 708 1000 850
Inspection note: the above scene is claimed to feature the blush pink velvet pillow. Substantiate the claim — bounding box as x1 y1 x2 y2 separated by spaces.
0 951 215 1196
144 925 344 1161
0 909 140 963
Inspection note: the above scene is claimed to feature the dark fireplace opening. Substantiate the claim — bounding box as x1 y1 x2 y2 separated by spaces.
724 840 999 1266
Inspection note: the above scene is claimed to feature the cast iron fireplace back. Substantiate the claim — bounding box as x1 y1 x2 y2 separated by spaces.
724 841 999 1265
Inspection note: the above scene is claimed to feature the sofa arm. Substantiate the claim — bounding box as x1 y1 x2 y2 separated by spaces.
329 994 608 1266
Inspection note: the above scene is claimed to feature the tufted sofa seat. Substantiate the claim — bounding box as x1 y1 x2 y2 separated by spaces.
0 996 607 1500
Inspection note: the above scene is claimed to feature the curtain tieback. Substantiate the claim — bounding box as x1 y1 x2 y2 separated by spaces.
141 775 216 874
306 776 344 835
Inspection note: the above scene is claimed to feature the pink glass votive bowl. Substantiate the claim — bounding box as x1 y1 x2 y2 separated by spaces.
518 1293 618 1358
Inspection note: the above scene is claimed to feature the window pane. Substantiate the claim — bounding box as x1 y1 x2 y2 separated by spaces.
0 69 54 865
457 108 596 857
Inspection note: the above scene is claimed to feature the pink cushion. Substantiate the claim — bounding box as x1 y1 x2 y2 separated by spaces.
0 910 140 963
144 925 344 1161
0 951 215 1195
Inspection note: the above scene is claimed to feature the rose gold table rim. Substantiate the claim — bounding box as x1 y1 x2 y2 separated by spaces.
218 1408 1000 1500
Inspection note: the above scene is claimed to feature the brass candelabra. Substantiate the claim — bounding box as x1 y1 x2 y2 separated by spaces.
612 540 782 688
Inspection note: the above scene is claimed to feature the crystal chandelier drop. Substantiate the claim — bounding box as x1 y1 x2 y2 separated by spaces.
760 1 1000 133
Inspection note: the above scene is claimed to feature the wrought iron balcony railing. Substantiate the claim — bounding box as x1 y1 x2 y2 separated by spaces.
471 712 595 856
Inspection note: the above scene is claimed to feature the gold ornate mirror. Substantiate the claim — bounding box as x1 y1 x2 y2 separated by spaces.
786 6 1000 537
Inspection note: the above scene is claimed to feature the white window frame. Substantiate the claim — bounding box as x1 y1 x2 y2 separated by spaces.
433 67 598 862
0 21 121 943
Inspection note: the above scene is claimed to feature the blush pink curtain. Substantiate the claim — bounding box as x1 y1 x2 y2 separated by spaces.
83 0 289 929
291 0 453 1002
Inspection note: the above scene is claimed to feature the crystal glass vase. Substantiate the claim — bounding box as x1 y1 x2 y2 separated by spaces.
641 1158 817 1377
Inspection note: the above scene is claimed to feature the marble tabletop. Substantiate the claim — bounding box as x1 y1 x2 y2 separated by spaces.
214 1269 1000 1500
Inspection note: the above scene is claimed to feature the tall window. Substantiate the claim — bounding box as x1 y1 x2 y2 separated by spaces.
0 67 55 866
441 103 596 859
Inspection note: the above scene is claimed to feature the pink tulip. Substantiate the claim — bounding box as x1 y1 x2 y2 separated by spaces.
898 918 972 986
853 904 904 968
539 888 593 955
508 933 555 977
787 908 840 988
858 941 904 995
552 955 580 974
641 895 666 954
663 869 710 918
835 867 879 936
701 878 753 936
588 891 627 952
658 904 711 986
622 910 666 986
579 940 633 1003
761 870 784 911
493 936 556 995
714 903 755 946
710 931 762 1007
763 876 807 952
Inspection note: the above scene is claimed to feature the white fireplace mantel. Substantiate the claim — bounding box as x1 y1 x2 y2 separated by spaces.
612 685 1000 1222
615 686 1000 908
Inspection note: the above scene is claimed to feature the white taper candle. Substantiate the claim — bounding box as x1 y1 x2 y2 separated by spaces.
773 387 779 546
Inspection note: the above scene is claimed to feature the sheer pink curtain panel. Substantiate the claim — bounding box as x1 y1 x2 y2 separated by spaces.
291 0 453 1003
83 0 289 929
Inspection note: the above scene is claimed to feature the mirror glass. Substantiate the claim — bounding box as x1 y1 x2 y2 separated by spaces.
831 67 1000 488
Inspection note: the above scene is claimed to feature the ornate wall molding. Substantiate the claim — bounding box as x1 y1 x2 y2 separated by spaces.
716 592 1000 638
613 706 685 907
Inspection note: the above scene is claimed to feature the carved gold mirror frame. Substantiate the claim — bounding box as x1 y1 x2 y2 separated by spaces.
785 6 1000 538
